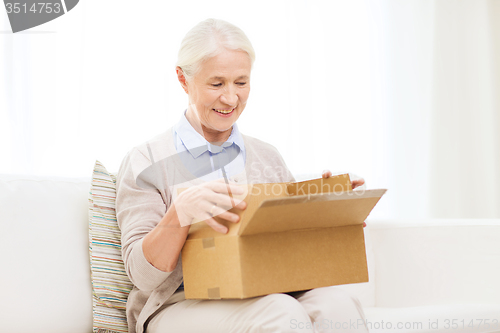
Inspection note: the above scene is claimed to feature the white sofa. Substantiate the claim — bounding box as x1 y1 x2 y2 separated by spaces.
1 174 499 333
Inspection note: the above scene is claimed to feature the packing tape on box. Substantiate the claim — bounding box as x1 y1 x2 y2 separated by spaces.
207 287 221 299
202 238 219 298
202 237 215 249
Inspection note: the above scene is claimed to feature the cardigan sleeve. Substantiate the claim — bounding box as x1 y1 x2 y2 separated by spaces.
115 147 173 292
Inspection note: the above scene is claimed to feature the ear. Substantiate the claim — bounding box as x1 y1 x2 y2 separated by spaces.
176 66 189 94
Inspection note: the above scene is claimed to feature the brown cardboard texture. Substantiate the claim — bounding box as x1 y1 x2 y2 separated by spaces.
181 174 386 299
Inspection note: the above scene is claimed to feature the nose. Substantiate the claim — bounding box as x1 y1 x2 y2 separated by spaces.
220 84 238 107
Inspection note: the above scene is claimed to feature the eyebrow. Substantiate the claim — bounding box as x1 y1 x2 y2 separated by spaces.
208 75 249 81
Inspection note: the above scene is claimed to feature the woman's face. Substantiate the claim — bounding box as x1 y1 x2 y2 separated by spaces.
182 49 251 141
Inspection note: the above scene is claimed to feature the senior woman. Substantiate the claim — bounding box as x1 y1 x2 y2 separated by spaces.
116 18 368 333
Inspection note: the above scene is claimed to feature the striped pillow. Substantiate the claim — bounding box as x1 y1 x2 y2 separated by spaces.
89 160 133 333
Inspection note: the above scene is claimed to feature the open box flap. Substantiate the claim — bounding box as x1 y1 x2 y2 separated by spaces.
286 174 352 195
237 189 387 236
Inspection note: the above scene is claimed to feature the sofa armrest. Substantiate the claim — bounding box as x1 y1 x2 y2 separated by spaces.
367 219 500 307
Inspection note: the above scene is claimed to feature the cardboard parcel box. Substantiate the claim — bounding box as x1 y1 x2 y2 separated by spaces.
181 174 386 300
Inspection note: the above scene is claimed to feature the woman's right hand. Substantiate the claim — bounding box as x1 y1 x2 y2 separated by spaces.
142 180 247 272
173 180 247 233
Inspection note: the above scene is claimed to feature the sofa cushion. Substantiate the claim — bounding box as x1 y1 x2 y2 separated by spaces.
89 160 133 332
0 174 93 333
369 219 500 307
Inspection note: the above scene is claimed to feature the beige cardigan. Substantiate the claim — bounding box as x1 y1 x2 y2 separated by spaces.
115 127 295 333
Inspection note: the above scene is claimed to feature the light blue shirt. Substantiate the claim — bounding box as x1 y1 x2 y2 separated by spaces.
172 110 246 182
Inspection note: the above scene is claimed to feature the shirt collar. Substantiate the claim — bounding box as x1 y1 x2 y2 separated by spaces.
174 110 245 159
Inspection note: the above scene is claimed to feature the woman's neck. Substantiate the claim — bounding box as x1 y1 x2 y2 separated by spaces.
201 126 232 145
185 109 232 145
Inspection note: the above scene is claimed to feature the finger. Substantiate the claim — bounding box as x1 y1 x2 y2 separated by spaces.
234 200 247 210
202 199 242 221
212 192 247 210
211 206 240 223
205 217 228 234
352 179 365 189
206 181 245 195
322 170 332 179
220 198 247 210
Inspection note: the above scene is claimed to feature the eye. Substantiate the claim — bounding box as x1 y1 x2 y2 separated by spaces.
236 82 247 86
211 83 222 87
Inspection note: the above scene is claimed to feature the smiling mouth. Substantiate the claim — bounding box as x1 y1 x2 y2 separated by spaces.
213 108 235 114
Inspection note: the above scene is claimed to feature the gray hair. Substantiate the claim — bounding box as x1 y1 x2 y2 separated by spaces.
176 18 256 81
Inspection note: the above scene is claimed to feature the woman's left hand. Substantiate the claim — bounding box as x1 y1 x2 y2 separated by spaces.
321 169 365 189
322 169 367 228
